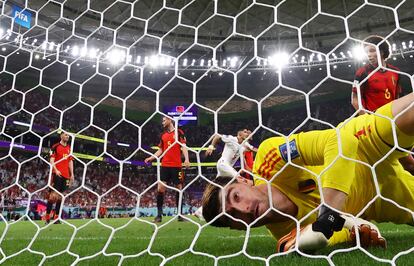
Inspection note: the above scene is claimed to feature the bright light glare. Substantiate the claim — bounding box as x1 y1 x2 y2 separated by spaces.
88 48 97 58
352 46 366 61
149 55 159 67
268 52 289 69
71 45 79 56
107 49 125 65
230 57 238 67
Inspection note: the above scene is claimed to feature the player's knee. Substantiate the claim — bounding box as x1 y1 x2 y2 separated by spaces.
393 94 414 135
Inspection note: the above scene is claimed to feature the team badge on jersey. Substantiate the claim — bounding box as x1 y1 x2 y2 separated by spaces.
279 140 300 162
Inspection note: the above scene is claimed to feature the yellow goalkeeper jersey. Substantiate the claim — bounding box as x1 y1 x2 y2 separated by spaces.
253 102 414 245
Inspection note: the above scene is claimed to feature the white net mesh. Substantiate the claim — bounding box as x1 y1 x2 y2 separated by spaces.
0 0 414 265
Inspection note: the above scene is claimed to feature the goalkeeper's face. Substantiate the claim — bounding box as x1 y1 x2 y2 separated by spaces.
223 180 270 228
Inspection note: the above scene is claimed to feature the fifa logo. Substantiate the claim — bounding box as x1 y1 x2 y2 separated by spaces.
14 11 29 22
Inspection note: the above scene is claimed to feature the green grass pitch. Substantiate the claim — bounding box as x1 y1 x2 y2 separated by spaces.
0 217 413 265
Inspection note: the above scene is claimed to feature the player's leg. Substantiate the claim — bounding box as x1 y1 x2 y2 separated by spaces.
375 161 414 225
53 176 68 224
216 161 239 178
392 93 414 136
373 93 414 154
45 174 58 224
154 167 168 222
175 168 185 221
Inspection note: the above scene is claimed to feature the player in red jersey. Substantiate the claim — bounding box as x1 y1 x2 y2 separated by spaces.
351 35 401 114
351 35 414 174
45 131 74 224
144 117 190 223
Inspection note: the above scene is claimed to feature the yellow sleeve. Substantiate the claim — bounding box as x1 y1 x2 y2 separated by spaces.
327 228 352 246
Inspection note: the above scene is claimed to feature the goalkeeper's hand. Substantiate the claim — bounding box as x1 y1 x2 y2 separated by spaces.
276 216 387 253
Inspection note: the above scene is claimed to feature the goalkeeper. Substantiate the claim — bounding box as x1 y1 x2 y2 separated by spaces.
202 93 414 251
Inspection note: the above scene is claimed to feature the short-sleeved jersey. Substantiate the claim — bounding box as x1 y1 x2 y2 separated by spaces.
352 63 401 111
159 128 186 167
220 135 254 166
50 142 72 179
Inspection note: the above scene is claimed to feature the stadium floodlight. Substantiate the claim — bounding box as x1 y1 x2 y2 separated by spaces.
256 58 260 66
149 55 159 67
144 56 149 64
71 45 79 56
317 53 323 62
207 59 211 67
222 59 227 67
402 42 407 49
392 43 397 51
409 40 413 48
191 59 196 66
301 56 305 63
108 49 126 65
352 45 366 61
230 57 238 67
80 46 87 57
88 48 97 59
347 50 353 58
183 58 187 66
48 42 55 51
218 72 223 76
247 71 251 75
165 71 168 75
1 47 6 52
136 55 141 64
200 59 204 66
159 56 165 66
191 72 195 75
269 52 289 69
340 52 346 58
34 54 40 59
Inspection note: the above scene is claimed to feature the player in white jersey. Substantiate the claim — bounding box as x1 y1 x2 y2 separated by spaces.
205 129 257 178
194 129 257 220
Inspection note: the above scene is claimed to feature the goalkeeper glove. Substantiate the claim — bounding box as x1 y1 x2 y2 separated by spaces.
276 214 387 252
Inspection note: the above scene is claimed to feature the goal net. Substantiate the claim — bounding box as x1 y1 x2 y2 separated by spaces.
0 0 413 265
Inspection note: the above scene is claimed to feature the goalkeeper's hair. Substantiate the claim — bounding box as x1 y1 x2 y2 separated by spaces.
202 176 234 227
363 35 391 59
